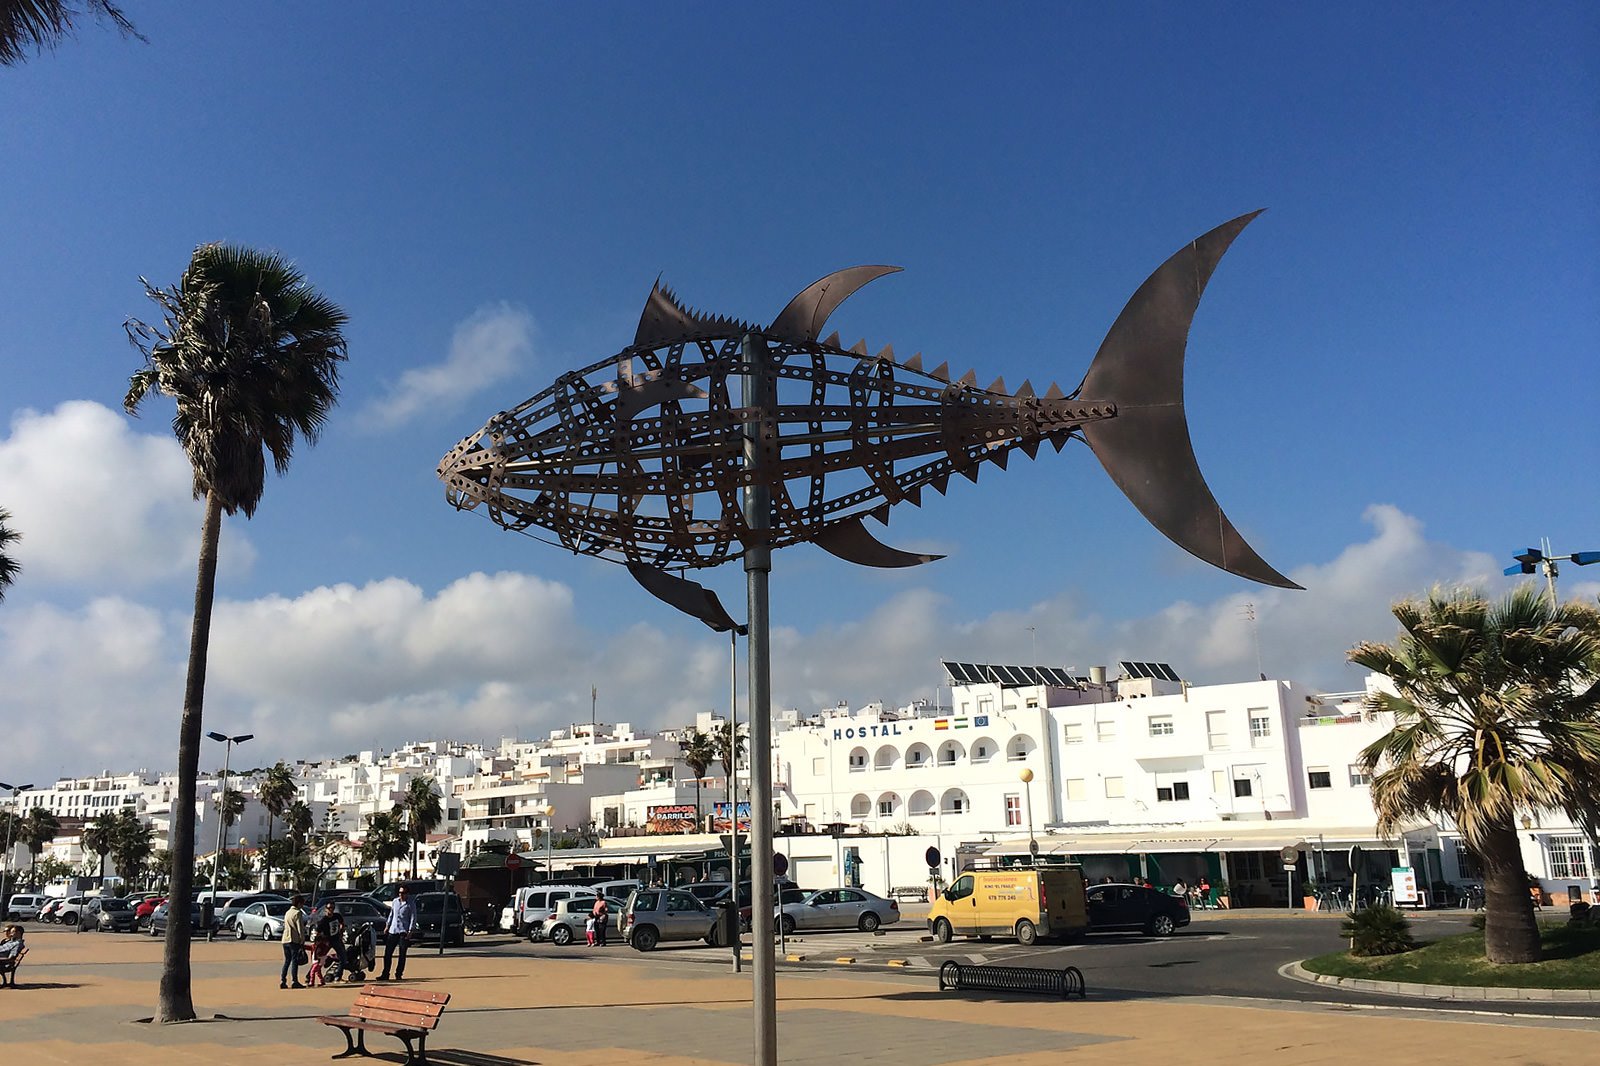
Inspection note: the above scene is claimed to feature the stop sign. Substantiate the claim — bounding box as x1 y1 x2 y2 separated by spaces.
504 853 523 870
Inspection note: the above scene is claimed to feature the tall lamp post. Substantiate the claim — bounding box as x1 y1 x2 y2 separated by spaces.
543 804 555 884
1505 540 1600 605
1019 768 1037 863
205 731 251 938
1 781 34 912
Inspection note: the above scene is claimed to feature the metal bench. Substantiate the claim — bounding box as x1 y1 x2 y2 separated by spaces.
938 959 1086 999
890 886 930 902
316 983 450 1064
0 945 27 988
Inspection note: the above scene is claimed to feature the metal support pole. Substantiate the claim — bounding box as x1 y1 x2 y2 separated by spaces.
742 332 778 1066
208 742 233 941
729 626 742 973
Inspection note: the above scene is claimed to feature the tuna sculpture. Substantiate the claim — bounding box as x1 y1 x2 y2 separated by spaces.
439 212 1300 631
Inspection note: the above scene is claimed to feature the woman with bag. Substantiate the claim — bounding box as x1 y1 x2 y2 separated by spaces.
280 895 309 989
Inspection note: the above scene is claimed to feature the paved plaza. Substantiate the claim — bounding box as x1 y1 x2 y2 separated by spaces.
2 925 1596 1066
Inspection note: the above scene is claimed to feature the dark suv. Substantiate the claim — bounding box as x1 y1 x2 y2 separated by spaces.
1085 883 1190 936
407 891 466 946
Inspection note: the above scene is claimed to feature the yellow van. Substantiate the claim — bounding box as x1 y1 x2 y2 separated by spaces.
928 865 1088 945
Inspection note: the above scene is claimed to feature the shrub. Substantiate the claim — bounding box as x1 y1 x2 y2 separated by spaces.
1341 904 1416 957
1469 912 1486 931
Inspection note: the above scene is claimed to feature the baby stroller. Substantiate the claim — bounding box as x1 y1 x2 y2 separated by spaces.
326 921 378 983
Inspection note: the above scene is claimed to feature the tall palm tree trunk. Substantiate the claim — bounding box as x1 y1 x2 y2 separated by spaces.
159 491 222 1022
1479 820 1541 964
263 819 273 892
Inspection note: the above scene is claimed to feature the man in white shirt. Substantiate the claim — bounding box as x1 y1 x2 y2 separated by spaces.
378 886 416 981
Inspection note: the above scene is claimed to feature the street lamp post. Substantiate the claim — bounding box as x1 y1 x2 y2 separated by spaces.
1506 540 1600 606
1019 768 1037 863
543 804 555 884
0 781 34 915
205 731 252 940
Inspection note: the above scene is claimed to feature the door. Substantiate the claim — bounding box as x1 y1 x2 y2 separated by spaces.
834 889 868 928
944 875 978 934
663 890 708 939
799 890 838 930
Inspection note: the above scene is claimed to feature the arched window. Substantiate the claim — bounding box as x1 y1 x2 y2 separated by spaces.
936 739 965 767
905 743 933 769
848 746 869 772
874 745 899 771
850 793 871 818
876 792 901 819
940 788 970 815
970 736 997 764
1007 735 1036 762
909 790 936 816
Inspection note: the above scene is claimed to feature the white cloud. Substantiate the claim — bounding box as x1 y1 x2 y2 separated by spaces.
0 506 1551 787
0 401 256 590
358 304 534 430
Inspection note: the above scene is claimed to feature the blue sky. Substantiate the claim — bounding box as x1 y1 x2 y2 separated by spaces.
2 5 1597 785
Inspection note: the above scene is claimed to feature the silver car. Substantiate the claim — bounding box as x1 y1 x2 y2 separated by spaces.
621 888 722 951
777 888 900 934
234 900 292 940
540 896 623 946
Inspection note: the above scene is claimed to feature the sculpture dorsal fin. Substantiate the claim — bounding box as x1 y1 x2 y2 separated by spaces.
635 280 752 349
767 265 901 344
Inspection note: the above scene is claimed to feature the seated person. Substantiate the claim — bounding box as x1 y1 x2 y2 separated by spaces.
0 924 25 964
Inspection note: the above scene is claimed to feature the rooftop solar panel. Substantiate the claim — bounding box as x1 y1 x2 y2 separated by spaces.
942 661 1080 689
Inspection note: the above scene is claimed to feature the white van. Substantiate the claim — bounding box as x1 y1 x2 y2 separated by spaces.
5 894 46 920
512 885 597 937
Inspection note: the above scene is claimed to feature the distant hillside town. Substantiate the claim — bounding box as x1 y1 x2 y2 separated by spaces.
4 659 1596 908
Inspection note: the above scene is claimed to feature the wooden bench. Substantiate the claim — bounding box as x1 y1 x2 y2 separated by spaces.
317 984 450 1064
0 945 27 988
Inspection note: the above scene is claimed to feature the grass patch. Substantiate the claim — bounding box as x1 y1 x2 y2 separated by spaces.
1303 922 1600 989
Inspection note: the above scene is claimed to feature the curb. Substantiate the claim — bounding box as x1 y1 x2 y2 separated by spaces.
1280 961 1600 1002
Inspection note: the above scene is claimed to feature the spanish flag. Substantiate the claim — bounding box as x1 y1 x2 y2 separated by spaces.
934 719 950 730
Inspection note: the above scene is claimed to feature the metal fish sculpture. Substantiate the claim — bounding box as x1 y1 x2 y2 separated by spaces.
439 212 1301 631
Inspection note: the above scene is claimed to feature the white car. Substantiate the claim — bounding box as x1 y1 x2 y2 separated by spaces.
234 900 292 940
512 885 598 937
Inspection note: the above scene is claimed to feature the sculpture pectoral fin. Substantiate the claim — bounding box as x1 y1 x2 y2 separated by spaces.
627 563 742 632
813 517 944 568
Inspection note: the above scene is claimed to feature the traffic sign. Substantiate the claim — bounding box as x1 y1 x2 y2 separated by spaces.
504 852 522 870
773 853 789 877
1279 845 1299 864
925 846 942 869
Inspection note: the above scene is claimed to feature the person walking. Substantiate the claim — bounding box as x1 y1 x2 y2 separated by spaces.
378 885 416 981
280 895 308 989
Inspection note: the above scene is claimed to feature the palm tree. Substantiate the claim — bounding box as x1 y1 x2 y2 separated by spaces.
0 507 20 601
1351 585 1600 964
713 720 745 782
680 730 715 830
82 814 116 888
361 808 410 885
110 809 154 887
125 243 347 1022
283 800 313 852
257 763 296 891
401 777 444 878
0 0 142 65
19 807 59 889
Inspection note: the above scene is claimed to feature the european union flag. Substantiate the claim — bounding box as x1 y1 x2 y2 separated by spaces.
975 715 989 727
